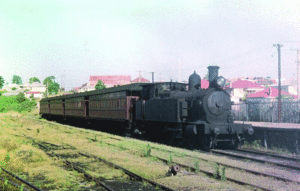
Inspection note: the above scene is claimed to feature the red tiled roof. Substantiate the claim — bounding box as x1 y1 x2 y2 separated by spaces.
90 75 131 82
231 80 263 89
201 79 209 89
89 75 131 86
131 77 150 83
247 87 296 98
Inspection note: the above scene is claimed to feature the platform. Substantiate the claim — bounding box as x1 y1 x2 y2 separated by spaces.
235 121 300 131
235 121 299 153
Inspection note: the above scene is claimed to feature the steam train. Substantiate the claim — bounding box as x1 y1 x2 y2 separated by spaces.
40 66 254 150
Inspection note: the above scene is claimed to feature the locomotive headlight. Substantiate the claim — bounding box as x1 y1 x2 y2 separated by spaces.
247 128 254 135
214 128 220 135
216 76 226 88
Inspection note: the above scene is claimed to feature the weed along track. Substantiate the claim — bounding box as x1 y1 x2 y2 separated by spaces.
22 135 173 191
101 141 300 190
0 168 42 191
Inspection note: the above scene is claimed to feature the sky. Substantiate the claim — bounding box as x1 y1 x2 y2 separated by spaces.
0 0 300 90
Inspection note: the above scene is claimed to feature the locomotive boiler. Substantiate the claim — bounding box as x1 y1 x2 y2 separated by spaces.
133 66 254 150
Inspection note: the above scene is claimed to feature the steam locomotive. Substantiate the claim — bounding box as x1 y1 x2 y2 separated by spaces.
40 66 253 150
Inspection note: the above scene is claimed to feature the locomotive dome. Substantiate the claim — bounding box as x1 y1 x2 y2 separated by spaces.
188 71 201 91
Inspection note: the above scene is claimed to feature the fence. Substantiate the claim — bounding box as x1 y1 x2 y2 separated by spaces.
231 100 300 123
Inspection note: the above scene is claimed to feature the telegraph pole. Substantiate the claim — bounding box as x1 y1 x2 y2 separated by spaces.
274 44 283 123
291 49 300 122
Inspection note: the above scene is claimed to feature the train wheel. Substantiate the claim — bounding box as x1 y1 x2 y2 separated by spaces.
201 136 212 151
187 135 197 150
229 137 240 150
175 132 185 146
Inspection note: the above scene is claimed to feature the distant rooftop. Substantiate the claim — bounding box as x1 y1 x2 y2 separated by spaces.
247 87 296 98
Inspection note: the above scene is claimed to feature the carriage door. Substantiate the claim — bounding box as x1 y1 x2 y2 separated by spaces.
84 96 89 118
62 99 65 117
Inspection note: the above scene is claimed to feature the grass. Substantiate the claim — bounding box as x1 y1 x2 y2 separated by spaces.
2 110 294 190
242 140 294 156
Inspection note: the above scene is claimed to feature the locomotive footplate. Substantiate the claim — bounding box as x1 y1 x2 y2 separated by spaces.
185 122 254 137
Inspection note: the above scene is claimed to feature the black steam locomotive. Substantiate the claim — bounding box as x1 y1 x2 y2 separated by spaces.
133 66 253 150
40 66 253 150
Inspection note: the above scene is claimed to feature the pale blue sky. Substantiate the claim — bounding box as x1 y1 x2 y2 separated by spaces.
0 0 299 90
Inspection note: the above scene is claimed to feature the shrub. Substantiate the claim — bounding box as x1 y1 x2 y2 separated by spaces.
0 94 36 113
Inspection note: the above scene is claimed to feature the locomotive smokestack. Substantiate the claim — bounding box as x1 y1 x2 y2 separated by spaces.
208 66 220 88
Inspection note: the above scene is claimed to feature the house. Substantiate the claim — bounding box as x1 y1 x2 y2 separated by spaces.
131 76 150 83
247 87 296 100
225 79 264 103
271 77 298 97
2 84 21 91
90 75 131 88
25 82 46 99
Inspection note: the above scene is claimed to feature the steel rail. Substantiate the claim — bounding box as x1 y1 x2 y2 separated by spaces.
20 134 115 191
104 142 300 185
24 135 174 191
31 139 175 191
78 152 176 191
211 149 300 171
36 142 115 191
0 177 31 191
153 155 271 191
1 168 43 191
238 148 300 162
105 142 300 184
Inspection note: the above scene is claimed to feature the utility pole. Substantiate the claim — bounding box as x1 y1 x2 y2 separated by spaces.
291 49 300 122
274 44 283 123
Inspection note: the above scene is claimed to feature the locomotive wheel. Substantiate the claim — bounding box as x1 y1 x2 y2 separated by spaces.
229 138 240 150
201 136 213 151
175 132 185 146
187 135 198 150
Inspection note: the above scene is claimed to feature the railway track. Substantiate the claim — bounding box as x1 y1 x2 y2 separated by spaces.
99 141 300 190
22 116 300 190
211 149 300 171
22 134 175 191
0 168 42 191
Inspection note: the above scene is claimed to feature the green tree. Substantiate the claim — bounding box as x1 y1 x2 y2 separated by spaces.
29 77 40 84
43 76 60 94
95 80 106 90
0 76 4 89
12 75 22 85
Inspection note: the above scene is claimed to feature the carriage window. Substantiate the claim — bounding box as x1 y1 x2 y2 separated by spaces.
117 100 120 108
155 88 158 97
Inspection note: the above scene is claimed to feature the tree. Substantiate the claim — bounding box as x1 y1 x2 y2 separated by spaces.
0 76 4 89
43 76 60 94
95 80 106 90
29 77 40 84
12 75 22 85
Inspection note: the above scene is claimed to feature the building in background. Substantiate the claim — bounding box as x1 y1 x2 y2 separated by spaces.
225 79 264 103
90 75 131 88
25 82 46 98
131 76 150 83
